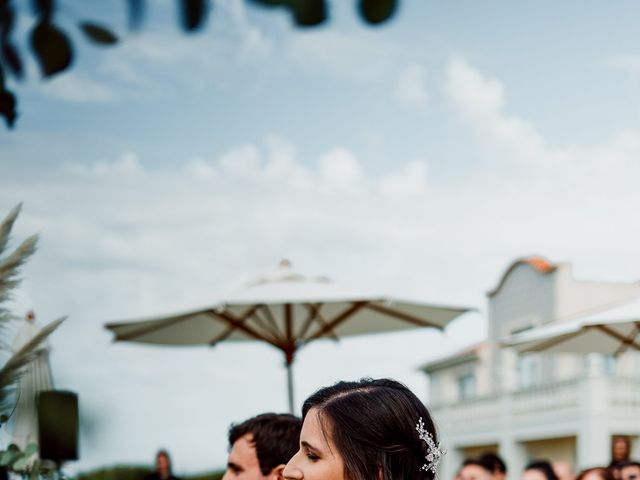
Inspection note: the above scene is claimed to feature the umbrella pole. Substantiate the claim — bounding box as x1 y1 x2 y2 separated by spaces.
285 349 295 414
286 361 294 414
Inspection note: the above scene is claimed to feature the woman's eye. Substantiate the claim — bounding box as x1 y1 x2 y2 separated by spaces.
306 452 320 462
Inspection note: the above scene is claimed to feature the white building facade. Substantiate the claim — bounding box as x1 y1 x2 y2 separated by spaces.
422 257 640 480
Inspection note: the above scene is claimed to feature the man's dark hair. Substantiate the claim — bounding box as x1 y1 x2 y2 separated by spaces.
302 378 440 480
462 459 494 473
479 452 507 474
228 413 302 475
525 460 559 480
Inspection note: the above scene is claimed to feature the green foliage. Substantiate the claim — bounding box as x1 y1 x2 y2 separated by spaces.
0 0 399 129
76 466 150 480
186 470 224 480
75 466 225 480
0 204 66 476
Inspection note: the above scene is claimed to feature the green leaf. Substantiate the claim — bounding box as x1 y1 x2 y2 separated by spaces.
289 0 327 26
30 20 73 77
11 455 28 471
0 450 16 466
31 0 53 19
180 0 208 32
0 89 17 128
79 22 119 45
2 43 24 79
358 0 397 25
249 0 286 6
127 0 145 30
23 444 38 457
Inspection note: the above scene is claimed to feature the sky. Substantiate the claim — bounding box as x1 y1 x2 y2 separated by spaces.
2 0 640 474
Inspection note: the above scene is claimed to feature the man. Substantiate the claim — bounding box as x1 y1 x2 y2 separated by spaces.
620 462 640 480
479 452 508 480
459 459 494 480
222 413 302 480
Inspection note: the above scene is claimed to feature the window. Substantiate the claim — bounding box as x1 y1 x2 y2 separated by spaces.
603 354 617 376
458 373 476 400
517 355 537 388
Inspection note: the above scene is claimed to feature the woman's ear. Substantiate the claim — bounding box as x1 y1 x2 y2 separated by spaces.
269 464 287 480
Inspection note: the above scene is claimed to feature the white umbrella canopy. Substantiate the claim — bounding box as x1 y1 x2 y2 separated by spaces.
503 298 640 355
105 260 471 412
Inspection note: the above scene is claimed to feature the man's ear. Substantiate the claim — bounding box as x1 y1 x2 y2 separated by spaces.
268 464 286 480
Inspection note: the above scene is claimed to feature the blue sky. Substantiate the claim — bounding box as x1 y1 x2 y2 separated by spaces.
2 0 640 475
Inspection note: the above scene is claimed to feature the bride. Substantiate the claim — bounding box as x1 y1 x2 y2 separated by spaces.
284 378 443 480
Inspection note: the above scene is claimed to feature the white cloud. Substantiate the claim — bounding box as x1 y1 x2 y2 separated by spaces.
606 54 640 77
379 161 428 195
67 152 143 177
445 58 548 170
394 64 429 108
37 72 118 103
286 31 404 81
318 147 366 193
6 60 640 476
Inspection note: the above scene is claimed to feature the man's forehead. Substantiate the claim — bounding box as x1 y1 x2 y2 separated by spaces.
229 433 260 465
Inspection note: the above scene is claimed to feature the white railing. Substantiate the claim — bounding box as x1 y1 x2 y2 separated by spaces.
434 394 500 432
433 375 640 435
608 376 640 412
511 379 580 417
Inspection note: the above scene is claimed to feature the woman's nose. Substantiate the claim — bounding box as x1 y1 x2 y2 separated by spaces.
283 455 303 480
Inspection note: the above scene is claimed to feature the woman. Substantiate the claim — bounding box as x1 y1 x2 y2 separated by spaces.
283 378 443 480
576 468 613 480
521 461 559 480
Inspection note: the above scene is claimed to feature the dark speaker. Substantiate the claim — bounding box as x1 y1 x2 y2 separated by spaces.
37 390 79 462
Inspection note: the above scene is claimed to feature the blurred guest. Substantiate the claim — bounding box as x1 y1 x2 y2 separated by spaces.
553 462 575 480
146 450 181 480
576 467 614 480
610 438 632 467
459 459 494 480
479 452 508 480
223 413 302 480
611 463 625 480
522 460 559 480
619 462 640 480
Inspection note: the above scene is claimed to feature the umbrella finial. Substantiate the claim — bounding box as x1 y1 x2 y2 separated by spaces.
280 259 292 270
26 310 35 323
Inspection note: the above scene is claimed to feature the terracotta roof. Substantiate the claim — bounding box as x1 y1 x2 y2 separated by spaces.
419 342 485 373
525 256 556 273
488 256 557 297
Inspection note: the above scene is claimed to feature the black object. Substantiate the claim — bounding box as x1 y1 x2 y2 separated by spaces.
37 390 79 462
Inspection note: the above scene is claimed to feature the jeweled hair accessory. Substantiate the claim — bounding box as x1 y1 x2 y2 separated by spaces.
416 417 445 475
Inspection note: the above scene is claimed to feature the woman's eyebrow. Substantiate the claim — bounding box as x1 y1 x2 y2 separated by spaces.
301 440 320 452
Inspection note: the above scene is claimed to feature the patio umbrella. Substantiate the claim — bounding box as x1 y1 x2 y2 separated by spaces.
503 298 640 355
105 260 470 412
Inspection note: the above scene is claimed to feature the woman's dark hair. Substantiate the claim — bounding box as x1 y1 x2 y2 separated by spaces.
525 460 559 480
576 467 614 480
302 378 439 480
156 450 172 474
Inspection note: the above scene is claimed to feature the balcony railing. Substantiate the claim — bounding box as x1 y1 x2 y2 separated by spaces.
511 378 579 417
433 375 640 434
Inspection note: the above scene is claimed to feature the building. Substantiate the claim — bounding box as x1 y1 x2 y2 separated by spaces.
421 257 640 480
